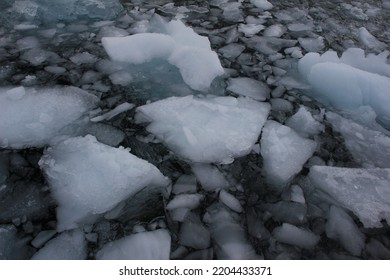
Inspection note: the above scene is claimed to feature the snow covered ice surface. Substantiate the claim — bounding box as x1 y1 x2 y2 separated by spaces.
1 0 390 260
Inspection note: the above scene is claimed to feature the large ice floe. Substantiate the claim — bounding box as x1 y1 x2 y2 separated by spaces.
39 135 170 231
135 95 270 164
298 48 390 127
309 166 390 228
0 86 98 149
102 17 224 92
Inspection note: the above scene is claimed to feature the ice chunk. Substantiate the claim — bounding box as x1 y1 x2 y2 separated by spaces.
326 112 390 168
102 19 224 91
39 135 169 231
166 194 204 211
32 229 86 260
290 185 306 204
243 36 297 55
96 229 171 260
69 52 98 65
299 37 324 52
218 43 245 59
192 164 229 191
326 206 365 256
0 86 98 149
309 166 390 228
259 201 307 225
285 106 324 138
260 120 317 188
273 223 319 249
263 24 286 37
270 98 293 112
227 77 270 101
219 190 243 213
358 27 387 51
179 213 210 250
108 71 133 86
238 23 265 37
250 0 273 10
298 49 390 127
90 102 134 122
136 95 270 164
206 205 258 259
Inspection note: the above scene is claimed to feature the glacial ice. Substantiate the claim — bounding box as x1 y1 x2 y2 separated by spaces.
102 19 224 91
192 164 230 191
298 49 390 127
260 120 317 188
96 229 171 260
39 135 170 231
0 86 98 149
136 95 270 164
309 166 390 228
32 229 86 260
285 106 324 138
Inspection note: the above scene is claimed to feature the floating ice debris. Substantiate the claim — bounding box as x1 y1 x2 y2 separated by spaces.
250 0 273 10
102 19 224 91
179 213 210 250
136 95 270 164
326 112 390 168
192 164 230 191
285 106 324 138
260 120 317 189
172 174 197 195
0 86 98 149
166 193 204 211
227 77 270 101
32 229 86 260
0 224 29 260
39 135 169 231
309 166 390 228
96 229 171 260
219 190 243 213
326 206 365 256
272 223 319 249
206 205 258 259
358 27 387 51
90 102 135 122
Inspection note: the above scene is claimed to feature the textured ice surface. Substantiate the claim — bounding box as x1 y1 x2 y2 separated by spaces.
309 166 390 228
326 206 365 256
32 229 86 260
298 49 390 126
0 86 98 149
192 164 229 191
96 229 171 260
136 95 270 164
260 120 317 188
250 0 273 10
102 19 224 91
272 223 319 249
227 77 270 101
39 135 169 231
326 112 390 168
285 106 324 138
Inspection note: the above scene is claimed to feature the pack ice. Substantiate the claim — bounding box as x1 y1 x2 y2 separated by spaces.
309 166 390 228
0 86 98 149
101 18 224 91
135 95 270 164
39 135 170 231
298 48 390 127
